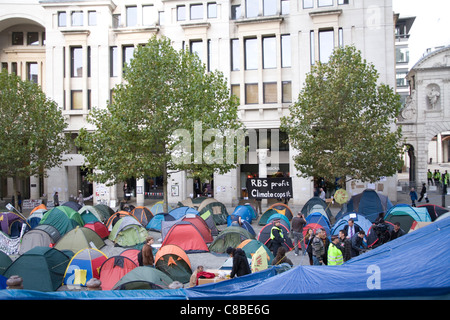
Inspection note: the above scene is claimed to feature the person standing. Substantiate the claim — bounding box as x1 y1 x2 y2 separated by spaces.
338 229 352 262
351 230 367 258
138 237 155 267
327 235 344 266
409 187 418 207
312 229 328 265
227 247 251 278
53 192 60 207
268 220 285 257
291 212 307 256
418 183 429 203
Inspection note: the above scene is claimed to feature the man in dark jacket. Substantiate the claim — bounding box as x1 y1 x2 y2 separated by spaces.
351 230 367 257
268 220 285 257
338 229 352 262
227 247 251 278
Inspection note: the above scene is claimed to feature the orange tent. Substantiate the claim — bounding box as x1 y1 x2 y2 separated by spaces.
155 244 192 284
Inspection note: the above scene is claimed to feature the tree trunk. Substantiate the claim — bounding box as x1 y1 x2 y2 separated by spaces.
163 162 169 213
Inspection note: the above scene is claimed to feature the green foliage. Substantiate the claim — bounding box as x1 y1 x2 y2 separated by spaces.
281 46 404 184
76 36 244 187
0 70 69 180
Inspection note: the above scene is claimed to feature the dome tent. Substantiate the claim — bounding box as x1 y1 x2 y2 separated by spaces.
55 226 105 254
62 248 107 287
108 216 148 247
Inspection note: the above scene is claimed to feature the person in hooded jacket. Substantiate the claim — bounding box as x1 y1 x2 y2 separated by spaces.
227 247 251 278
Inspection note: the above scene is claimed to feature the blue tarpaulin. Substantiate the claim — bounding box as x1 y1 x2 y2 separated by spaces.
1 217 449 300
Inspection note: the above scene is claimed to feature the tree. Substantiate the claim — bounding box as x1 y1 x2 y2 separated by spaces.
76 36 244 211
0 70 70 211
280 46 403 186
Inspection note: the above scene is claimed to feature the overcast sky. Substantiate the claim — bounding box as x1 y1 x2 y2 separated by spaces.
393 0 450 66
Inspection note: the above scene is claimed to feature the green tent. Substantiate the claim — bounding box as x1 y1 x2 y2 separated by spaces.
108 216 148 247
113 266 173 290
3 246 70 292
39 206 84 236
179 197 229 225
0 250 13 275
55 226 105 253
208 226 255 254
78 205 103 223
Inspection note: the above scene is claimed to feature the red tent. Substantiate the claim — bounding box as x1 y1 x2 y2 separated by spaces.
99 256 137 290
162 215 213 243
161 222 209 253
84 221 110 239
119 249 140 266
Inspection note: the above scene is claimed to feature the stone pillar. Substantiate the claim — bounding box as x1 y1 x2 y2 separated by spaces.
136 178 145 206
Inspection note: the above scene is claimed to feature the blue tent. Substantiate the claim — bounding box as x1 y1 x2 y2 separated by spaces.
305 211 331 230
229 205 254 224
168 207 199 220
266 213 291 230
384 204 431 232
336 189 393 223
146 213 175 232
331 213 373 236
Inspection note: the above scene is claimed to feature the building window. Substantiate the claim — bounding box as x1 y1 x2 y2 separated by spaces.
396 47 410 64
245 83 259 104
263 36 276 69
191 4 203 20
112 14 121 28
71 90 83 110
87 89 92 110
246 0 259 18
310 30 315 65
231 5 241 20
12 32 23 45
319 29 334 63
123 45 135 69
282 81 292 103
143 5 156 26
281 0 290 14
71 47 83 77
88 11 97 26
231 84 240 100
318 0 333 7
110 46 118 77
396 71 408 87
190 40 203 63
11 62 17 75
303 0 314 9
338 28 344 47
58 12 67 27
263 82 277 104
87 46 91 77
263 0 277 16
177 5 186 21
27 62 38 84
126 6 137 27
231 39 240 71
338 0 349 4
71 11 83 26
1 62 7 72
245 38 258 70
208 2 217 18
281 34 291 68
27 32 39 46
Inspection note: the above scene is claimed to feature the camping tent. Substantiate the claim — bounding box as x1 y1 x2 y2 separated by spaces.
3 246 70 292
200 210 219 236
0 250 12 275
168 206 199 220
258 208 280 226
384 204 431 232
268 203 294 221
229 205 255 224
130 206 153 227
94 204 114 221
119 249 140 266
62 201 82 211
237 239 274 265
39 206 84 236
78 205 104 224
162 214 213 243
113 266 173 290
105 211 131 229
0 211 27 237
300 197 333 221
63 248 107 287
179 197 229 225
99 256 138 290
55 226 105 253
305 211 331 229
108 216 148 247
26 208 47 229
19 225 61 254
146 213 176 232
155 244 192 284
84 221 110 239
150 201 171 215
209 226 255 254
331 213 372 236
418 204 448 221
336 189 393 223
161 222 209 253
